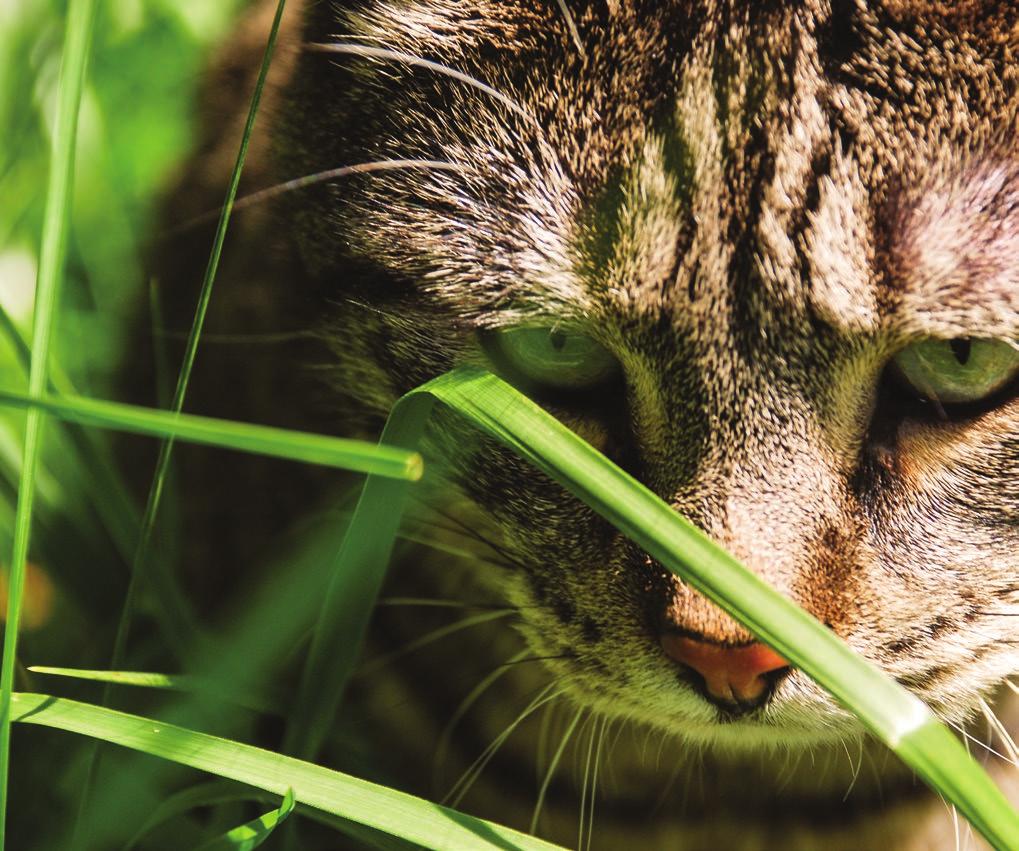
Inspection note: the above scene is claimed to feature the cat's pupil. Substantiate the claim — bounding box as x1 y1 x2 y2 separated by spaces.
949 338 972 366
550 330 567 352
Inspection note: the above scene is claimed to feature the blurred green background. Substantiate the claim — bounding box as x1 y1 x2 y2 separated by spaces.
0 2 289 848
0 0 246 400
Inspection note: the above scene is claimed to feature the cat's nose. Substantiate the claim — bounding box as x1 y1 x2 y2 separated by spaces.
660 634 790 706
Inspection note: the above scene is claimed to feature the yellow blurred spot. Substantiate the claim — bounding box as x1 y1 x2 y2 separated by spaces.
0 562 56 631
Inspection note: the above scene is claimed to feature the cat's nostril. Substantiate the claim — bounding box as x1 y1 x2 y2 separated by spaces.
660 634 791 706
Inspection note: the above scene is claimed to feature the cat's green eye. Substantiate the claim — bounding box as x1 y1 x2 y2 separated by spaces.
892 338 1019 405
484 327 620 392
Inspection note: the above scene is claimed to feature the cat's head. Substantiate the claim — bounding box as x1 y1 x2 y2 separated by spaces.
276 0 1019 749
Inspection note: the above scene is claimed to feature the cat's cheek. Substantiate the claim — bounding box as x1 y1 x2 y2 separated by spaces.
890 399 1019 486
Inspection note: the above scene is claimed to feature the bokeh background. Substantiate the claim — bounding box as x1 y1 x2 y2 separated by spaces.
0 3 304 848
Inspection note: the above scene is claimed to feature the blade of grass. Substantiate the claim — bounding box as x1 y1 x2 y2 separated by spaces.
123 781 260 851
28 666 278 714
62 503 357 850
282 392 436 758
194 788 294 851
292 365 1019 850
11 693 566 851
124 781 417 851
0 389 422 480
0 0 97 847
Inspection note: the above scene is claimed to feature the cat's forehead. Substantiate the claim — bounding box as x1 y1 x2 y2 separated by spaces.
318 1 1018 343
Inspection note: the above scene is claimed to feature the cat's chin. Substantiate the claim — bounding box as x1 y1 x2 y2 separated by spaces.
668 712 865 753
569 675 865 753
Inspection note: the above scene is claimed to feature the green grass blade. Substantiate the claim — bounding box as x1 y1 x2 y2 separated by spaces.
195 788 294 851
28 667 278 714
0 390 422 480
123 781 261 851
295 365 1017 850
124 781 416 851
11 693 566 851
282 392 436 759
0 0 97 847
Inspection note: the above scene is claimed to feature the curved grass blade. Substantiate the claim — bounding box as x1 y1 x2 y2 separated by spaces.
11 693 566 851
123 781 256 851
0 0 98 846
124 780 416 851
292 365 1019 850
422 367 1019 851
195 788 294 851
0 390 421 480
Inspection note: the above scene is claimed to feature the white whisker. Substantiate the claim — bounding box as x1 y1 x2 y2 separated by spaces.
978 696 1019 766
170 159 465 235
432 648 529 791
445 682 567 808
945 718 1017 767
307 42 538 126
356 608 514 677
531 705 584 833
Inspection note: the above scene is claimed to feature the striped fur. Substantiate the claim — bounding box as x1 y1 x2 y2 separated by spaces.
152 1 1019 847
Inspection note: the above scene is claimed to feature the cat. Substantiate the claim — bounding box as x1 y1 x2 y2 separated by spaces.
148 1 1019 848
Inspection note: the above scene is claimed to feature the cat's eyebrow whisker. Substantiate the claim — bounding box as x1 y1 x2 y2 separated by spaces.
306 42 539 127
167 159 467 236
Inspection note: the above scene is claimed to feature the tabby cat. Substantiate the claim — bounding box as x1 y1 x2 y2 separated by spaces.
150 1 1019 848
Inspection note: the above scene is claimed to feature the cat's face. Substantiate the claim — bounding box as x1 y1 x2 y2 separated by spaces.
278 0 1019 749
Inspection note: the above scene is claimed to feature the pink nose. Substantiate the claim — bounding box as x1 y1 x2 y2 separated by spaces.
661 635 790 703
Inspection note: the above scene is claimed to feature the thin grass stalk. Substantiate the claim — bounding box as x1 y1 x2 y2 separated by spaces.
0 0 97 847
303 365 1018 850
194 787 294 851
73 2 291 835
128 780 418 851
107 0 290 678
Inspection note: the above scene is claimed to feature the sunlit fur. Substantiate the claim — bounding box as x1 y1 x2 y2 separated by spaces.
155 1 1019 847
